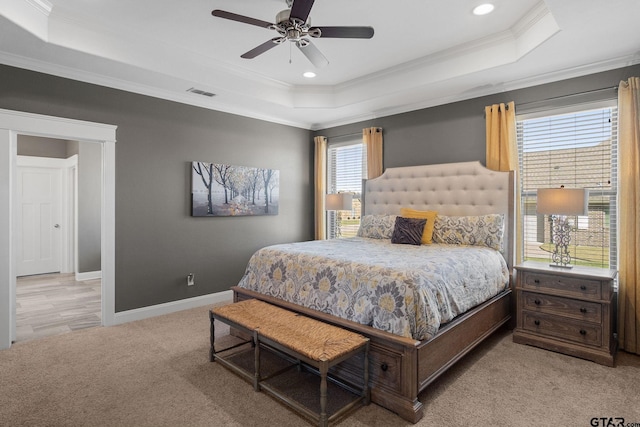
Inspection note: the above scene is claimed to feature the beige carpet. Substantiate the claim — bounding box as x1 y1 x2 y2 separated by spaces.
1 305 639 427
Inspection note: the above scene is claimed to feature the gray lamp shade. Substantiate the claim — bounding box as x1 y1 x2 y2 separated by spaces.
536 188 589 216
326 193 353 211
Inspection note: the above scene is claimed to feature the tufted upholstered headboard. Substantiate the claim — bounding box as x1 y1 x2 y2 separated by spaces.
362 161 515 270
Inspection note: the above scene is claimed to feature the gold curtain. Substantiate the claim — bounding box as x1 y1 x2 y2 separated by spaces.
314 136 327 240
486 101 517 171
618 77 640 355
363 127 383 179
485 101 522 263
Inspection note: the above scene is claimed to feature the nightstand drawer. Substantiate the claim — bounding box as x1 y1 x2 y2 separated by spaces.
514 263 616 366
522 292 602 323
521 312 602 347
521 272 601 300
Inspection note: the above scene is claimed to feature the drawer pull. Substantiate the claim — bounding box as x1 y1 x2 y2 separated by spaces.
534 279 540 284
534 299 541 305
534 320 540 326
380 363 388 372
580 285 587 290
580 307 587 313
579 330 587 336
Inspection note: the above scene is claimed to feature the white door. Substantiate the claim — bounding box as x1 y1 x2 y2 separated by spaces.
16 166 62 276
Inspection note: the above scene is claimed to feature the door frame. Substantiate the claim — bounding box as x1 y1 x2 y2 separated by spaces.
17 155 78 275
0 109 117 349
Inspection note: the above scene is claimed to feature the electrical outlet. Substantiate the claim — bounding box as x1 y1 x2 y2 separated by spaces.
187 273 195 286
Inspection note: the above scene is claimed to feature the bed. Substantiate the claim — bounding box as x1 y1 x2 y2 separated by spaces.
232 161 515 422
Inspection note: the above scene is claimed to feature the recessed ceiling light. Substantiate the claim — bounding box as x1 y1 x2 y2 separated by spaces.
473 3 495 15
303 71 316 78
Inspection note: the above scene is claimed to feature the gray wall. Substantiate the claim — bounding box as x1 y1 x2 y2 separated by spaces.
17 135 68 158
316 65 640 169
5 63 638 312
1 64 314 312
77 141 101 273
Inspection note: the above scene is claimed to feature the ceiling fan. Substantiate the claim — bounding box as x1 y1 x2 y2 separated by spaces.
212 0 374 68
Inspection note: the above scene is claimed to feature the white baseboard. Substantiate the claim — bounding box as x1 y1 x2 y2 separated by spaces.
76 270 102 281
111 290 233 325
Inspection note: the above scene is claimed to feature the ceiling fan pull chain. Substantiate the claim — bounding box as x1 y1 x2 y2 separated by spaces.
289 42 292 64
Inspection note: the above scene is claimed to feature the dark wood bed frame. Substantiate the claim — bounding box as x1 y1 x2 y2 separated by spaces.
233 285 511 422
233 162 516 422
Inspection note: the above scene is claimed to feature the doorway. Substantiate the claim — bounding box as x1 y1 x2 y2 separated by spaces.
0 108 117 350
14 136 102 342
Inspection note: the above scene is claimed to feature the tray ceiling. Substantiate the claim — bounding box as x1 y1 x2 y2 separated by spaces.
1 0 639 129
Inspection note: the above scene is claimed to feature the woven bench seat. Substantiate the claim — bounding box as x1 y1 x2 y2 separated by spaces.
210 299 370 427
213 298 368 362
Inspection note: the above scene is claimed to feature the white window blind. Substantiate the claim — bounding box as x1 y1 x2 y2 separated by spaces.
517 101 618 269
327 140 367 239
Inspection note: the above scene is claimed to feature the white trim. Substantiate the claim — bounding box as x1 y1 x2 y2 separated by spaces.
0 108 116 350
0 109 116 142
69 161 77 274
112 291 233 325
26 0 53 15
101 140 115 327
75 270 101 281
60 157 76 273
2 0 52 42
0 129 17 347
16 155 76 168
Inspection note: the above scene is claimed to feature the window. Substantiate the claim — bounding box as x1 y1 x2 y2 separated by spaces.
327 138 367 239
517 100 618 269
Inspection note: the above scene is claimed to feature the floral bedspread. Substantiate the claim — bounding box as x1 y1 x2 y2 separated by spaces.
236 237 510 341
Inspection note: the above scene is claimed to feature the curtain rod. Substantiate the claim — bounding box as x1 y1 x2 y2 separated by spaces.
327 127 381 140
517 86 618 109
329 131 361 139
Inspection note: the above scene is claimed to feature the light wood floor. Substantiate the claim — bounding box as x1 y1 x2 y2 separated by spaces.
15 273 101 343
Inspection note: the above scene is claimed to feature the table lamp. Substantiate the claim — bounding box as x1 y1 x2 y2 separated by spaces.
536 187 589 268
326 193 353 238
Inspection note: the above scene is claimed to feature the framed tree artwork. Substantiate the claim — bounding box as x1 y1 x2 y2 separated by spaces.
191 161 279 216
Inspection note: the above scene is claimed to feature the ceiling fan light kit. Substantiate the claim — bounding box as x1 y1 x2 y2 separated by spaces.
212 0 374 68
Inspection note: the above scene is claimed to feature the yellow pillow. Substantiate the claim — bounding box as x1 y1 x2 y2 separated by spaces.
399 208 438 244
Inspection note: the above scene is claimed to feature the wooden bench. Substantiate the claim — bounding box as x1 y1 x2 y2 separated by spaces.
210 299 370 427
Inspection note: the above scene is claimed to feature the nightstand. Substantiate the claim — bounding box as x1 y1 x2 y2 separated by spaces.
513 261 617 366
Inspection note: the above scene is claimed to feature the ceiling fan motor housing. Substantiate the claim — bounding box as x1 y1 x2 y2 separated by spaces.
275 9 291 24
273 8 316 42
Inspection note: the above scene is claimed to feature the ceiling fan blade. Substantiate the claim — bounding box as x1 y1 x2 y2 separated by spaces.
241 39 280 59
211 10 273 29
289 0 315 23
314 26 375 39
297 40 329 68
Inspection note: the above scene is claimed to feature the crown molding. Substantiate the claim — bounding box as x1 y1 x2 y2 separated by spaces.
2 0 52 41
314 54 640 130
4 48 638 132
0 50 310 129
27 0 51 15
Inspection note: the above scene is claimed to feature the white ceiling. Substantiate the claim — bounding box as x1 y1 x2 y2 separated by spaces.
1 0 639 130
